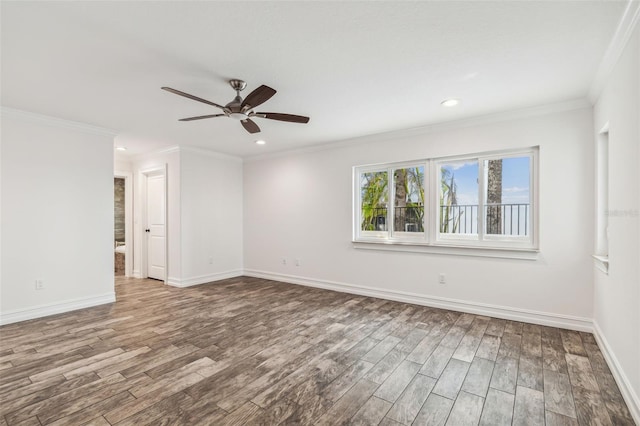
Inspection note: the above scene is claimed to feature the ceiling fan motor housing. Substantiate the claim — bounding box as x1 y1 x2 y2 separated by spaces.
162 79 309 134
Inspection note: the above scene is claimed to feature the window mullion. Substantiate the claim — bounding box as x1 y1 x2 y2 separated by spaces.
355 170 360 240
432 160 439 244
424 161 430 242
433 159 441 243
478 159 485 241
530 152 537 247
388 167 394 238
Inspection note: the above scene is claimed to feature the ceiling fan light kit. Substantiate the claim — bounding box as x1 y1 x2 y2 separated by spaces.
441 98 460 107
161 79 310 134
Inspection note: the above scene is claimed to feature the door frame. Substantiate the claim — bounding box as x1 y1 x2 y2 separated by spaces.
140 164 168 283
114 170 133 277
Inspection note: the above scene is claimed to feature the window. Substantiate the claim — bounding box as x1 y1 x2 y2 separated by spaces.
358 164 425 240
354 148 538 252
436 153 533 247
484 156 531 237
360 170 388 235
393 165 425 234
439 160 478 237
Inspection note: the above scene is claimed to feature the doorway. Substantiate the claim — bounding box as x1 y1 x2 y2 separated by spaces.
141 165 167 282
114 170 133 277
114 177 125 276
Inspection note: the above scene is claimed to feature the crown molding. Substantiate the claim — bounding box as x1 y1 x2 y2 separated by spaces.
0 106 118 138
589 0 640 102
244 98 591 163
130 145 180 161
131 144 242 163
156 145 181 155
179 145 243 163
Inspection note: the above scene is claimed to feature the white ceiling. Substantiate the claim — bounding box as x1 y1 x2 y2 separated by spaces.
1 1 628 159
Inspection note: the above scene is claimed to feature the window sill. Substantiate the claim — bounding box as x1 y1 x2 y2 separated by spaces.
353 240 539 260
592 255 609 274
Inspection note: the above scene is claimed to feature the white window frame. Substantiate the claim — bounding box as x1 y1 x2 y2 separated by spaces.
355 161 428 243
433 154 481 244
355 165 390 240
353 147 539 257
389 161 428 242
434 150 537 249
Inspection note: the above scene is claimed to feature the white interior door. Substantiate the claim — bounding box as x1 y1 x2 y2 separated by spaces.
146 173 166 280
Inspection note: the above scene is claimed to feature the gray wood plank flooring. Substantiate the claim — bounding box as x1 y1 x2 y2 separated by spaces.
0 276 635 425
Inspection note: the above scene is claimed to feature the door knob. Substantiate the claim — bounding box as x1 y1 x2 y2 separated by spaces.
145 229 150 233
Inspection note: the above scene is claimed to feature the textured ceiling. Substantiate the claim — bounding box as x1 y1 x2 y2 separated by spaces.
1 1 627 158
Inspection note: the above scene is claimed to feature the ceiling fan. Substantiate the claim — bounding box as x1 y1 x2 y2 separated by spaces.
161 79 310 134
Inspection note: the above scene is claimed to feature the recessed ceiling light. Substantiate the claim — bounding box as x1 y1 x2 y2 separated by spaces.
441 98 460 107
255 140 266 145
116 146 127 151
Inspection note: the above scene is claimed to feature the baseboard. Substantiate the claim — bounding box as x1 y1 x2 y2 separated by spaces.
0 292 116 326
593 321 640 424
243 269 593 332
167 270 243 288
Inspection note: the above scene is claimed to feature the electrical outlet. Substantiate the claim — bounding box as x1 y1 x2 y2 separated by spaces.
35 280 44 290
295 259 300 267
438 273 446 284
281 258 287 265
208 257 213 264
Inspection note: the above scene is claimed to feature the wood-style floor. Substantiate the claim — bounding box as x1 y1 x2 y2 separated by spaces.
0 276 634 425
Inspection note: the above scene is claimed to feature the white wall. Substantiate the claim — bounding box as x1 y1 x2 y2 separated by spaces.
179 148 243 285
244 107 595 329
115 159 132 172
593 24 640 420
131 147 181 281
1 110 116 324
130 146 244 287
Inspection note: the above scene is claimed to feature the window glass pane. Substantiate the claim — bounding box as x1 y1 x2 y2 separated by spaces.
360 171 388 231
393 166 425 233
483 156 530 236
439 161 479 235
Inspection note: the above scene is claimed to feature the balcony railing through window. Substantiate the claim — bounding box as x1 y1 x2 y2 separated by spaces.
363 206 424 232
440 203 530 236
363 203 529 236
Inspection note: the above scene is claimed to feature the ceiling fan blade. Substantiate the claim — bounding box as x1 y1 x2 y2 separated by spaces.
161 87 226 110
256 112 310 124
241 85 277 110
178 114 226 121
241 119 261 134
